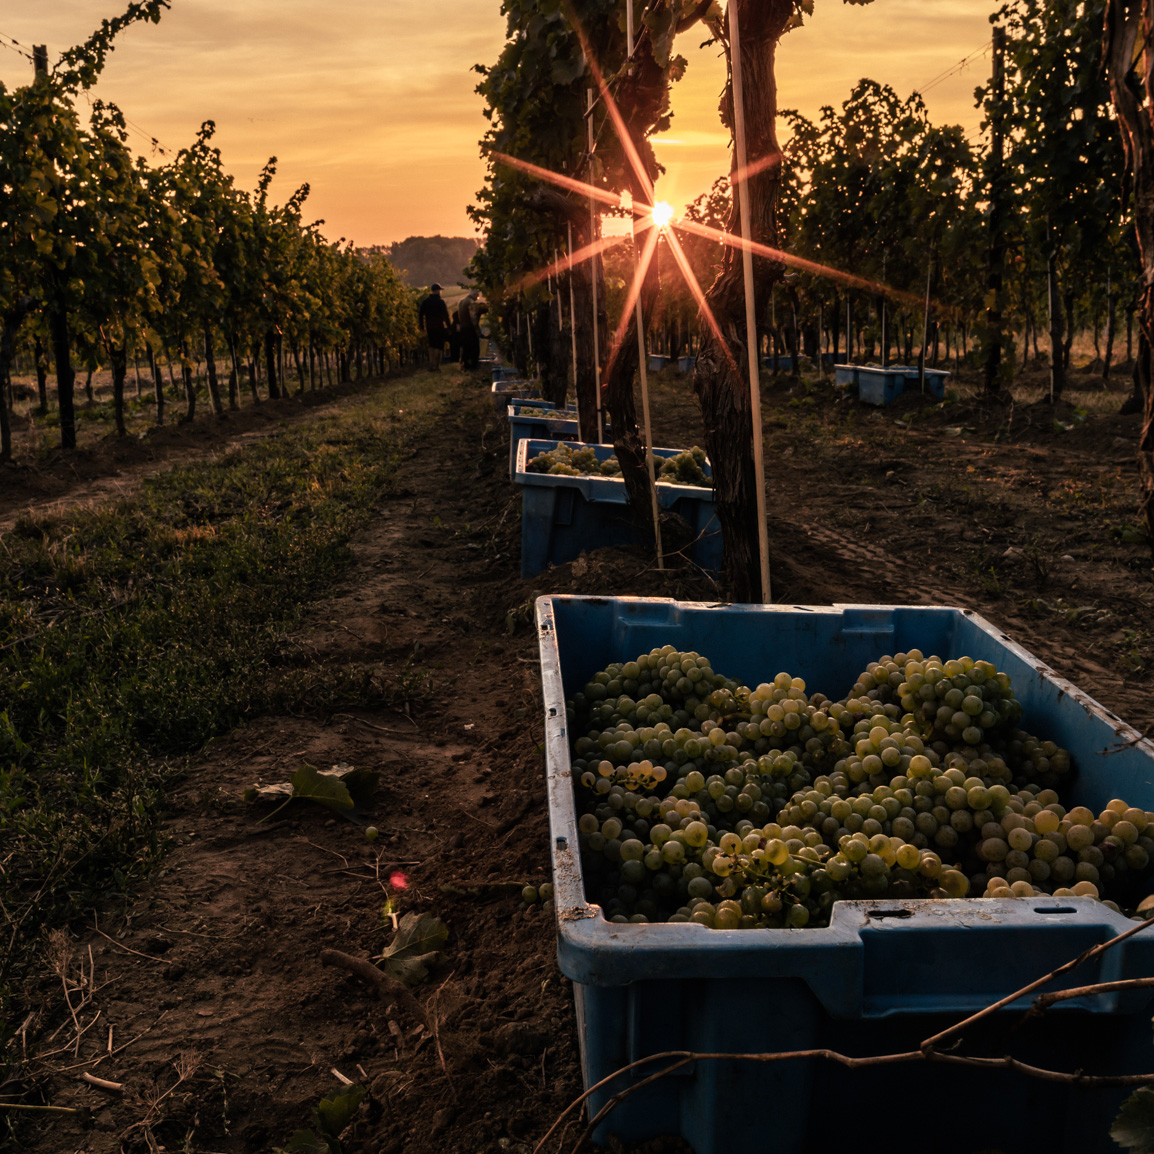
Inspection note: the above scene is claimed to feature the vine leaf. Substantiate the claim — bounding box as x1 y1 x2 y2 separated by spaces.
314 1083 367 1138
277 1084 366 1153
1113 1087 1154 1154
377 912 449 987
245 763 379 823
281 1131 329 1154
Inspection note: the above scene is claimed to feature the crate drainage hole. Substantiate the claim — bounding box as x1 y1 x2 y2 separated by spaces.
866 908 913 919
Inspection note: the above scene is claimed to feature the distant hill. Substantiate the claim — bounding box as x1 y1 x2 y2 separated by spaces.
365 236 480 291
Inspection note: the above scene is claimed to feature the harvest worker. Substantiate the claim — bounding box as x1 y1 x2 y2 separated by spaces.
418 283 451 371
457 288 488 371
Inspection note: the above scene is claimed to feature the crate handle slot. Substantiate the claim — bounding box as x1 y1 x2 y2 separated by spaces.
866 908 913 920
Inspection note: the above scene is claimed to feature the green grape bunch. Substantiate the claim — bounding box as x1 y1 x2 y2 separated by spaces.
567 645 1154 930
656 446 712 487
526 444 713 486
527 444 621 476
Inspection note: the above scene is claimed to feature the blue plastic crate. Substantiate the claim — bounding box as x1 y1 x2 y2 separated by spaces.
490 379 538 414
647 354 669 372
536 596 1154 1154
856 365 908 405
492 364 521 383
762 353 800 370
513 441 721 578
677 356 696 374
854 364 949 405
507 403 591 482
888 363 949 400
833 363 859 388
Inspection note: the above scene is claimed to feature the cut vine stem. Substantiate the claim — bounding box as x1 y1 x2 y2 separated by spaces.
532 911 1154 1154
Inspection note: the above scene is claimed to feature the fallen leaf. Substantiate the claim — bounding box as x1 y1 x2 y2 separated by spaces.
377 912 448 987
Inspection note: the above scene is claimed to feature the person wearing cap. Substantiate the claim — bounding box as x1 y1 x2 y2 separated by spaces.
457 288 489 371
418 283 451 371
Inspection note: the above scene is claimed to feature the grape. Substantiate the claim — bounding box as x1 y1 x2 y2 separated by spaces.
1066 824 1094 852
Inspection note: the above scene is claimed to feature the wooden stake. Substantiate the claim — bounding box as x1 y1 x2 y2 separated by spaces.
587 88 604 441
727 0 771 603
633 218 665 570
921 252 932 392
567 223 580 409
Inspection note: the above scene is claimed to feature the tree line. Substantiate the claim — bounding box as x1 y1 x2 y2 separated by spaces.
0 2 423 461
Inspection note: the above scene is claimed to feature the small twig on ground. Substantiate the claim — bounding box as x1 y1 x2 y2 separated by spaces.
80 1071 122 1093
0 1102 87 1116
457 807 496 830
39 1010 103 1060
319 948 428 1028
335 713 405 735
300 838 350 869
427 972 458 1099
147 1052 201 1112
91 924 170 964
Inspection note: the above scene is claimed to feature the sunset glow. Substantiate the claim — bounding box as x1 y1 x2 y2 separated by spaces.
651 201 675 230
0 1 996 246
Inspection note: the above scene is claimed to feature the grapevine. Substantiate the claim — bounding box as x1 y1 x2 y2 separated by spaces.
568 646 1153 929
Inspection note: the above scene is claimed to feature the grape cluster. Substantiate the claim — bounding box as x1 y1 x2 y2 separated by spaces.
655 447 711 487
526 444 713 487
527 444 621 476
523 407 575 420
568 645 1154 929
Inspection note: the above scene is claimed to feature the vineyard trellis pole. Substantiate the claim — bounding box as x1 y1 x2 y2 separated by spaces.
585 88 604 442
729 0 771 603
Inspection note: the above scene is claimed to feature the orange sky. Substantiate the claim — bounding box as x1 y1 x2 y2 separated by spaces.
1 1 996 248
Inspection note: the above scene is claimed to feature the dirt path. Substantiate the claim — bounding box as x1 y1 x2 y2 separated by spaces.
15 369 713 1154
12 365 1154 1154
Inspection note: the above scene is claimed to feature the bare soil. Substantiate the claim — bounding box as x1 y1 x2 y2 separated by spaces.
6 361 1153 1154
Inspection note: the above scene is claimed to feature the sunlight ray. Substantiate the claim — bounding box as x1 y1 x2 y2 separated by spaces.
603 223 661 383
673 216 924 307
491 150 622 210
508 233 621 295
565 5 656 204
731 149 783 186
661 228 742 380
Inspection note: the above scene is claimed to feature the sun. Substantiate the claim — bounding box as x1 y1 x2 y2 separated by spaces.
651 200 674 229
